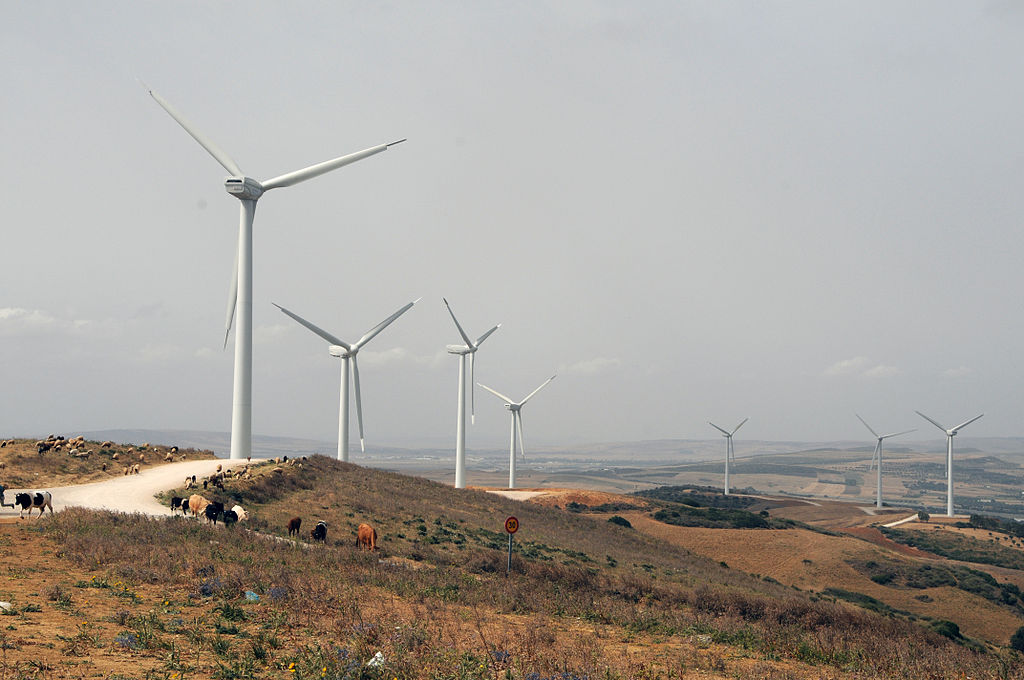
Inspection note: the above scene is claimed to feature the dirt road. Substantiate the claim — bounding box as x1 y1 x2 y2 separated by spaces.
0 458 250 518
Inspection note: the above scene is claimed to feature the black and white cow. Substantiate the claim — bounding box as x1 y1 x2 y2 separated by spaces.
14 491 53 518
311 520 328 543
170 496 183 514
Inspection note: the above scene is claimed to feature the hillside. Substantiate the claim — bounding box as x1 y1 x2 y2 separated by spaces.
1 456 1021 679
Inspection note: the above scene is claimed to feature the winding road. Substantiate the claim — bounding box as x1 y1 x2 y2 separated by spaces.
1 459 251 518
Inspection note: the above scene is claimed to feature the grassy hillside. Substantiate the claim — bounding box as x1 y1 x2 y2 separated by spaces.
2 456 1019 679
0 437 215 487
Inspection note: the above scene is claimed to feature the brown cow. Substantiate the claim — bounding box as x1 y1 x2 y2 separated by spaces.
287 516 302 537
188 494 210 517
356 523 377 551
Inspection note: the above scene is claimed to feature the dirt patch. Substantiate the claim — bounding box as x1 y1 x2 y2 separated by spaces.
522 488 648 509
841 526 937 558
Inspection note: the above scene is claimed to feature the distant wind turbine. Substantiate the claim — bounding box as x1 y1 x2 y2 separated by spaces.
915 410 984 517
478 375 557 489
274 300 418 461
856 414 914 509
443 298 500 489
708 418 747 495
146 84 404 459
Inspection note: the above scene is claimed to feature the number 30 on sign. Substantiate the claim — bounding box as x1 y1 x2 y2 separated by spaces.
505 516 519 534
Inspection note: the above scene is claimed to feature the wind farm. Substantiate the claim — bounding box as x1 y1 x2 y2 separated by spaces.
5 4 1024 678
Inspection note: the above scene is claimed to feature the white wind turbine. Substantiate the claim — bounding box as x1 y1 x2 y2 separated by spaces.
856 414 914 509
273 300 418 462
146 85 404 460
443 298 500 489
708 418 747 495
915 410 984 517
478 375 557 489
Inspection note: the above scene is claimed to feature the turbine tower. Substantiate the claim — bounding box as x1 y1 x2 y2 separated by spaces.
443 298 500 489
708 418 747 495
146 85 404 459
915 411 984 517
478 375 556 489
273 300 418 461
856 414 914 509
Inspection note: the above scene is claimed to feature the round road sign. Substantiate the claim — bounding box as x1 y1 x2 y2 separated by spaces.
504 516 519 534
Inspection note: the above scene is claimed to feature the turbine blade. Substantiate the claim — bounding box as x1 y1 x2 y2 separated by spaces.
880 428 916 440
272 303 349 349
470 352 476 424
914 411 947 433
856 413 879 438
474 324 501 348
477 383 515 404
521 375 557 405
145 85 244 176
517 411 527 461
260 140 404 191
730 417 749 436
442 298 474 348
708 421 731 436
354 299 418 349
223 246 238 350
352 355 365 451
868 441 880 471
952 413 984 432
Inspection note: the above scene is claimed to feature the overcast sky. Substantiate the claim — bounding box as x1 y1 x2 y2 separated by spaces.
2 2 1023 450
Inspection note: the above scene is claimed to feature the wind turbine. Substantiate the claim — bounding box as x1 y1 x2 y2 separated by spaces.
915 410 984 517
856 414 914 509
443 298 500 489
478 375 556 489
146 85 404 460
708 418 747 495
273 300 417 462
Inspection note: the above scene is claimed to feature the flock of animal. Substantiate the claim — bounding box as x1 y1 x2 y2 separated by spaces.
168 495 377 549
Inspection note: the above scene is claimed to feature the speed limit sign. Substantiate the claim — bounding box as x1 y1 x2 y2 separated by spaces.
505 516 519 534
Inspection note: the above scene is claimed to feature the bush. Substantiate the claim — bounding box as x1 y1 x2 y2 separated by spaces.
918 510 930 522
608 516 632 529
1011 626 1024 652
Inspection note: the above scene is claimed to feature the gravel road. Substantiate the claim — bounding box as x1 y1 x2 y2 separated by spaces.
0 459 251 518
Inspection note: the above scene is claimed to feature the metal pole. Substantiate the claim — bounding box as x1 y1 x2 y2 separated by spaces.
507 533 513 576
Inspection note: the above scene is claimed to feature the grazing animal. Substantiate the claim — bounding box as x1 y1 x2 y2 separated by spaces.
222 509 238 526
188 494 210 517
170 497 183 513
15 491 53 518
101 462 108 472
181 498 190 515
164 452 173 462
101 440 114 448
356 523 378 551
204 504 222 524
36 441 52 454
184 476 195 490
230 505 248 522
216 463 222 473
169 446 179 454
123 466 130 476
311 520 327 543
131 463 140 475
287 516 302 536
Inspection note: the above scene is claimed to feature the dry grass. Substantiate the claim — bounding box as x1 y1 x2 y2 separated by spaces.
5 455 1015 679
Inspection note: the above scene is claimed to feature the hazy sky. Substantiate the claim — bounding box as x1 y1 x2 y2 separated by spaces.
2 2 1023 449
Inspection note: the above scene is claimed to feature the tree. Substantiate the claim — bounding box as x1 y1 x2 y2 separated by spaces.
918 510 930 522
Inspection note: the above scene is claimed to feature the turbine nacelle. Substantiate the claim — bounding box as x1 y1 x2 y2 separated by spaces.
328 345 354 358
446 344 473 355
224 176 265 201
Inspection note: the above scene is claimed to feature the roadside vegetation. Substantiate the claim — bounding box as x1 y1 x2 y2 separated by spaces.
2 457 1018 678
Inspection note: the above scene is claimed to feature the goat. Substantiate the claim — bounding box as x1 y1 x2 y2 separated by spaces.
230 504 248 522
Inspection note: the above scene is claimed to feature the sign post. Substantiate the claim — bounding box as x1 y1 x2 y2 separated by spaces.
504 516 519 576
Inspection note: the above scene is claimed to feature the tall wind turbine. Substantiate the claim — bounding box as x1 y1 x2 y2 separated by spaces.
146 85 404 459
708 418 747 495
443 298 500 489
915 410 984 517
273 300 418 462
478 375 556 489
856 414 914 509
